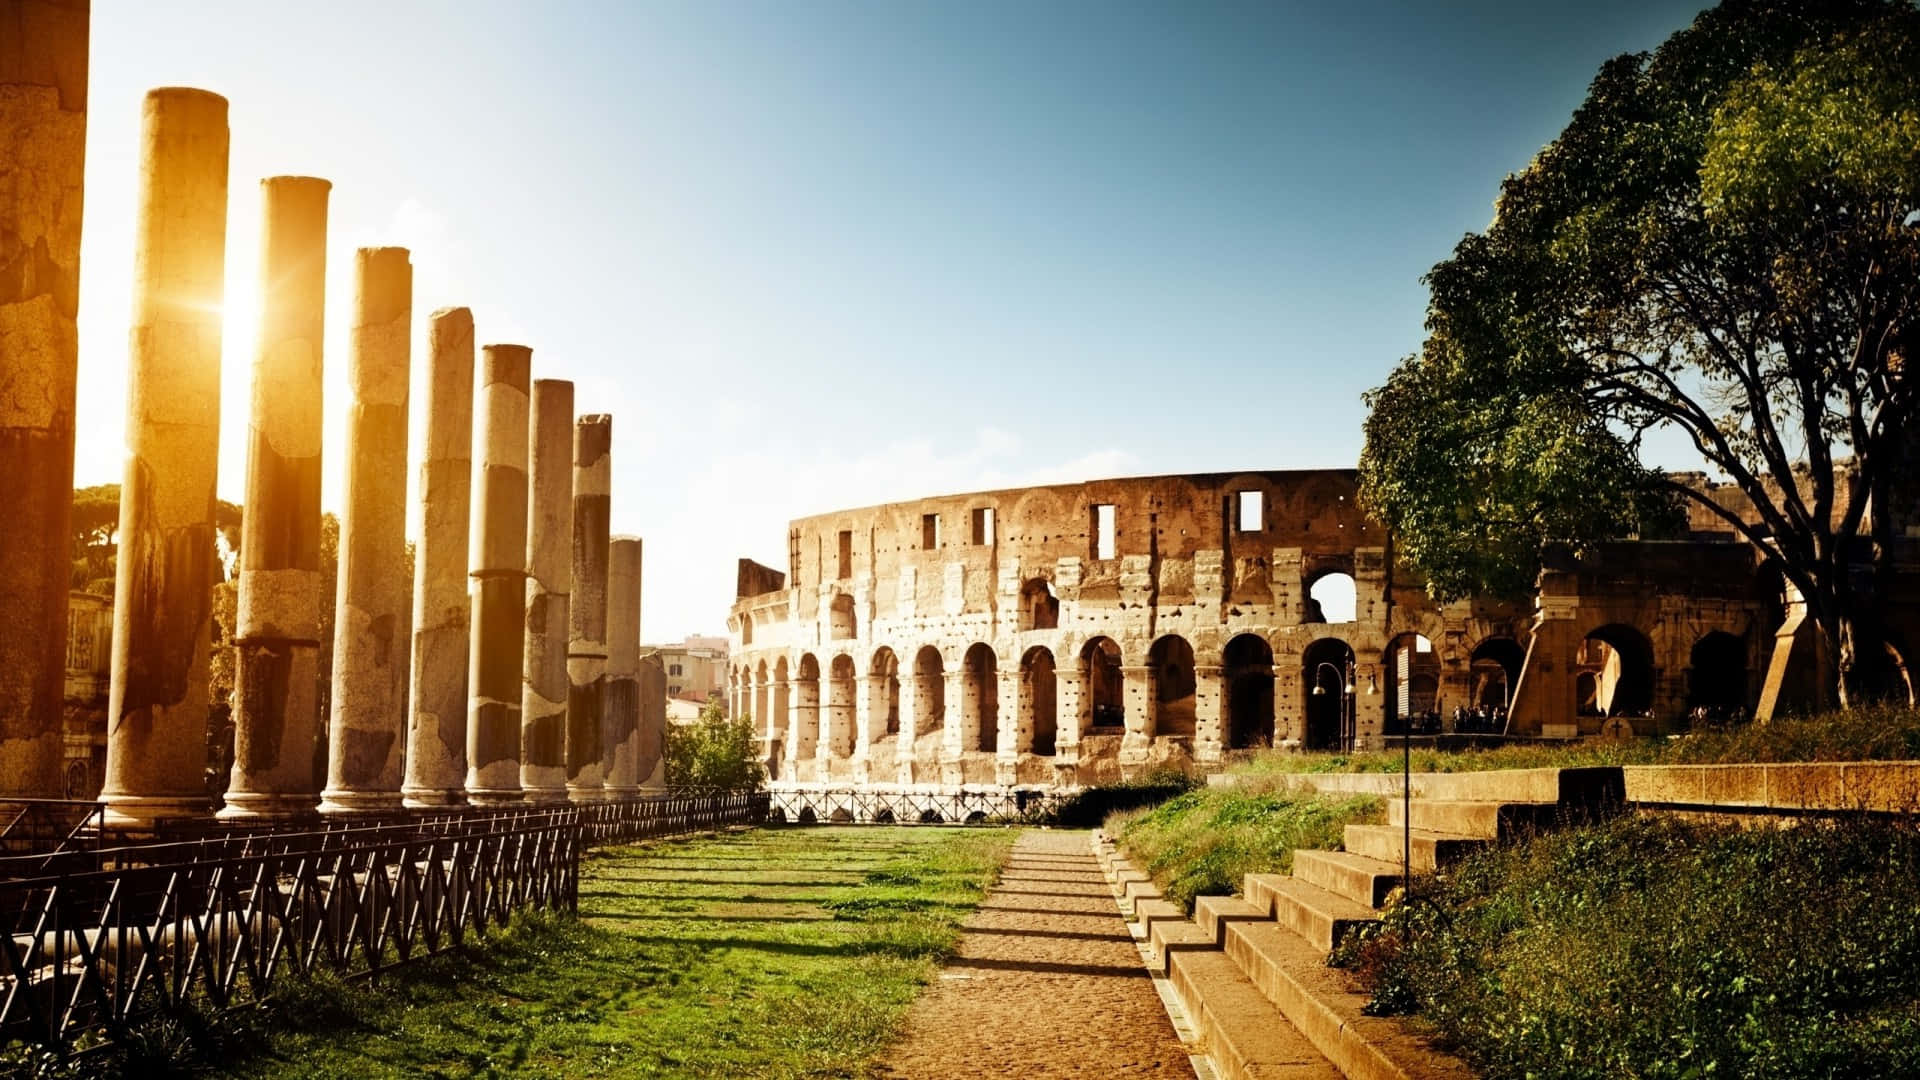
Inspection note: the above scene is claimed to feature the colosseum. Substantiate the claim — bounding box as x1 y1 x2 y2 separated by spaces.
725 468 1904 797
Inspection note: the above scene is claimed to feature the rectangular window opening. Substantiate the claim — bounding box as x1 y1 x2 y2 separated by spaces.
836 530 852 580
1236 490 1264 533
970 507 995 546
922 513 941 549
1092 504 1117 560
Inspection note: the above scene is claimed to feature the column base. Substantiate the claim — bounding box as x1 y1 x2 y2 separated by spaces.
601 785 642 800
102 793 214 831
401 787 469 808
216 792 320 823
465 787 525 807
522 786 570 805
318 790 405 816
566 784 608 803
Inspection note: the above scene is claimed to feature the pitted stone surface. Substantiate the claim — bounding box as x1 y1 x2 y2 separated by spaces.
521 378 572 803
465 343 532 804
877 830 1194 1079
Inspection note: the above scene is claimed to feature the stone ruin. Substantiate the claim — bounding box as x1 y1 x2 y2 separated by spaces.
0 2 668 826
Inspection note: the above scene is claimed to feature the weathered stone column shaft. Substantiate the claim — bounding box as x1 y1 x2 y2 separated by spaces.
520 378 572 803
222 175 330 821
0 0 88 798
565 414 611 801
602 535 642 796
102 86 228 827
465 343 531 805
403 307 474 807
319 247 412 815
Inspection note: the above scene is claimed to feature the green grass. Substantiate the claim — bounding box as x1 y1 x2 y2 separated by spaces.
1108 779 1381 912
1234 705 1920 776
183 826 1015 1079
1339 814 1920 1079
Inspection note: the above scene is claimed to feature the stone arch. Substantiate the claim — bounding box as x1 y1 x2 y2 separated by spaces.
753 660 770 737
1222 633 1274 750
793 653 821 760
1021 646 1058 755
913 645 946 741
1687 631 1748 718
1149 635 1196 736
1304 570 1357 624
740 613 754 645
1082 636 1125 731
1383 632 1441 735
828 592 856 640
1469 637 1525 711
1019 577 1060 631
827 654 857 758
1301 637 1356 751
1581 624 1654 717
963 643 998 753
870 646 901 736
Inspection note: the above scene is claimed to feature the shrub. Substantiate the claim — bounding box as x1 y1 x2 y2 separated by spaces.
664 700 766 791
1045 772 1198 829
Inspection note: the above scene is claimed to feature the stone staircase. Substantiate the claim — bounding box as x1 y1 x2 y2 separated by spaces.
1098 767 1626 1080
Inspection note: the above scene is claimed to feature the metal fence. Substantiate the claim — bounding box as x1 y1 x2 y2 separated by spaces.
766 787 1064 826
0 800 104 864
0 792 766 1054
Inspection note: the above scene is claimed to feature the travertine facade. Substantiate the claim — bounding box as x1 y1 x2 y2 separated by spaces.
728 470 1816 790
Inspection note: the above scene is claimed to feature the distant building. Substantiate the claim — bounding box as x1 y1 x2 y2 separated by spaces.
644 634 730 713
63 590 112 798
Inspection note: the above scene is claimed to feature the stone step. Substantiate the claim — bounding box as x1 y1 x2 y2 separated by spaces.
1133 896 1188 940
1292 849 1404 909
1343 823 1485 871
1383 797 1562 839
1145 917 1213 977
1193 894 1270 946
1222 917 1477 1080
1243 873 1378 954
1166 947 1346 1080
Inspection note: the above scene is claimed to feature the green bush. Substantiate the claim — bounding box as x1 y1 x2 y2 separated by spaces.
663 700 766 791
1045 772 1198 829
1342 815 1920 1079
1111 780 1380 912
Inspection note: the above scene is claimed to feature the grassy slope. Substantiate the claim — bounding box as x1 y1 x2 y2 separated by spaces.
221 826 1016 1080
1108 780 1381 912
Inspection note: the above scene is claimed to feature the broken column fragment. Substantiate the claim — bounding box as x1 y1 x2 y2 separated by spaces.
520 378 573 804
319 247 412 815
402 307 474 807
100 87 228 828
0 0 88 798
465 343 532 805
221 176 330 821
602 535 642 797
565 414 611 801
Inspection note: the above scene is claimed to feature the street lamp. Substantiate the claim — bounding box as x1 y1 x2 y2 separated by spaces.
1311 659 1375 753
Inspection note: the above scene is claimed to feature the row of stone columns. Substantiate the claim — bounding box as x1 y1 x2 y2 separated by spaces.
0 47 666 822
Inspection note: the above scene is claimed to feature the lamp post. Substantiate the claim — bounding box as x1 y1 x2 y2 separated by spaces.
1310 662 1350 752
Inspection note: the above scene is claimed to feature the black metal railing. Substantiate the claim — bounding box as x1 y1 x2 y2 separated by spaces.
767 787 1063 826
0 792 767 1054
0 800 104 864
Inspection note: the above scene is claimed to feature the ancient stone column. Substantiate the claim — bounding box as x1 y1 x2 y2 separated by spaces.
0 1 88 798
465 344 532 805
566 415 612 801
638 652 667 790
602 535 642 797
520 379 572 803
100 87 229 828
402 307 473 807
318 247 412 815
221 176 330 821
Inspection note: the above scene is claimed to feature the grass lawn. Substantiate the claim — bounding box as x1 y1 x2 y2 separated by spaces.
207 825 1015 1079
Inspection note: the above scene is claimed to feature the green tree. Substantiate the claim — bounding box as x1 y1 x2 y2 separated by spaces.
664 699 766 792
1360 0 1920 706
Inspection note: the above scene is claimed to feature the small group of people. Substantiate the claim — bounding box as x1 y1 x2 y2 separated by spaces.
1451 703 1508 735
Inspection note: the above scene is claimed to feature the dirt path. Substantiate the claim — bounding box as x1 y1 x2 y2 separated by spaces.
876 830 1196 1079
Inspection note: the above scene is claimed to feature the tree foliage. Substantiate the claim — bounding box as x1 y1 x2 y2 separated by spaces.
664 700 766 792
1360 0 1920 702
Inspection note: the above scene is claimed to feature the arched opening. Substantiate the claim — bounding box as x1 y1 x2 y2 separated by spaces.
770 656 790 780
828 592 856 640
1222 633 1274 750
740 613 753 645
1581 625 1654 717
753 661 770 737
914 646 945 742
870 647 901 736
1466 637 1523 732
1021 646 1057 755
1149 635 1196 737
1082 637 1125 732
1019 578 1060 631
827 655 857 758
1306 572 1357 624
1687 631 1748 721
793 654 820 759
1301 638 1355 751
963 644 998 753
1384 633 1441 735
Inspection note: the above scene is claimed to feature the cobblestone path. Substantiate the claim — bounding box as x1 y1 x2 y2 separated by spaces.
876 830 1197 1079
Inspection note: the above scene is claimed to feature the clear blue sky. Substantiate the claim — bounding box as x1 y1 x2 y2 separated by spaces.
75 0 1711 640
